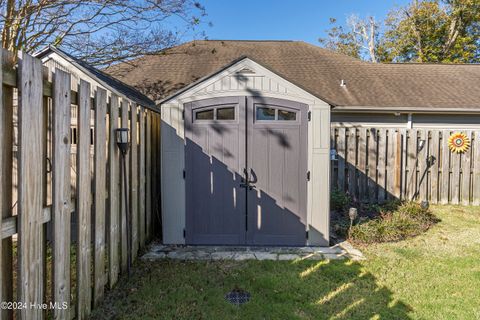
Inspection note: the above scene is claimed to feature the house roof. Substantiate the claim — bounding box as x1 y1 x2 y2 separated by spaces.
34 46 156 110
104 40 480 111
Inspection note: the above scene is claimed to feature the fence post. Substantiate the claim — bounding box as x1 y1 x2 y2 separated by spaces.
52 68 72 319
17 52 45 320
93 88 107 306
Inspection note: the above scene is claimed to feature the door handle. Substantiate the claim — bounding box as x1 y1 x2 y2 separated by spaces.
240 168 257 189
240 168 249 188
248 168 258 184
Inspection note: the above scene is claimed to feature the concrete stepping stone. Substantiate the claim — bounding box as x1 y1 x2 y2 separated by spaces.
211 252 235 260
232 252 257 260
278 254 301 260
253 252 278 260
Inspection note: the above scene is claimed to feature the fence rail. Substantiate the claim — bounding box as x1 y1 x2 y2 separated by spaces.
0 49 161 319
331 127 480 205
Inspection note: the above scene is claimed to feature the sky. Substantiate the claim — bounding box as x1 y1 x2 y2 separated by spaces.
186 0 411 45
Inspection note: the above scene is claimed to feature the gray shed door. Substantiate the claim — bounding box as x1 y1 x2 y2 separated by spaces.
185 97 307 245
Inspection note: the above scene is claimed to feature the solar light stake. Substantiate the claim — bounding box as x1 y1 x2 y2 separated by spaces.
116 128 132 276
348 207 358 237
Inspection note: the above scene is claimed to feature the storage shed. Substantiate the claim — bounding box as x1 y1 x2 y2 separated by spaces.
160 57 331 246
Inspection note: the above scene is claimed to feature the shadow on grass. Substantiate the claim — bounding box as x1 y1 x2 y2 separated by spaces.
91 259 412 320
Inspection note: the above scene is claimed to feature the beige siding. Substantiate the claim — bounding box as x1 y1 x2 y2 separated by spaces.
412 114 480 129
332 112 407 127
332 111 480 129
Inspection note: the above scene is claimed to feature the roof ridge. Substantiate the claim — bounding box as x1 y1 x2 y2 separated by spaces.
190 39 297 42
382 62 480 66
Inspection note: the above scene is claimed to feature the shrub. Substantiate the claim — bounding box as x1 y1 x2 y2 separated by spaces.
330 189 351 212
349 201 439 244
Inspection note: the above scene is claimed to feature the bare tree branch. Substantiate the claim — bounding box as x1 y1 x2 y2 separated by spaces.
0 0 207 65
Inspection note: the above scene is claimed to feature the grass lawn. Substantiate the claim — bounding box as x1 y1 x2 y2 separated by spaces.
91 206 480 320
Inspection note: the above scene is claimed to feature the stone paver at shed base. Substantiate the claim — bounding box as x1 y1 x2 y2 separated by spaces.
142 242 364 261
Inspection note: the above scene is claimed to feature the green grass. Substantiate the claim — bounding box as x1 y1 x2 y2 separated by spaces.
91 205 480 320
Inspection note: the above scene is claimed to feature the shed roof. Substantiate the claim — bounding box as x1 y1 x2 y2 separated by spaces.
35 46 156 109
104 40 480 111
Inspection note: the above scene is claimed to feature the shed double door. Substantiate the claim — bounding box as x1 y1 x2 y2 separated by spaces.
185 96 307 246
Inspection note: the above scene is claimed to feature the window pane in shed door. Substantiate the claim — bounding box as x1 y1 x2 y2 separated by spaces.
217 107 235 120
195 109 214 120
256 107 275 120
278 110 296 121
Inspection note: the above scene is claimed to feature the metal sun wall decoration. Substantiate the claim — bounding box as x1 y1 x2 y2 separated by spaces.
448 132 470 154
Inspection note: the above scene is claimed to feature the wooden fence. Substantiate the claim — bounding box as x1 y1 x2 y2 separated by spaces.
0 50 161 319
331 127 480 205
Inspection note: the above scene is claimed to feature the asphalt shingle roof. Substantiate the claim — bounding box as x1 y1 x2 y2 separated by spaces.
35 46 156 109
104 40 480 110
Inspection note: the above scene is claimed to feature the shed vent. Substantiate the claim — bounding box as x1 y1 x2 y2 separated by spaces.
236 67 256 74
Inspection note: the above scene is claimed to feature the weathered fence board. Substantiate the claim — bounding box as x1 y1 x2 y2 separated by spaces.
358 129 367 201
331 127 480 205
367 129 377 202
130 104 139 258
461 131 472 205
93 88 107 306
0 50 14 320
108 95 120 289
440 130 450 204
347 129 356 199
406 130 417 200
336 128 346 191
430 131 440 203
451 143 460 204
474 131 480 205
377 129 386 202
52 68 72 320
139 109 146 248
76 79 92 319
145 111 152 240
17 53 45 320
120 100 129 273
386 129 395 199
1 49 159 319
417 130 427 201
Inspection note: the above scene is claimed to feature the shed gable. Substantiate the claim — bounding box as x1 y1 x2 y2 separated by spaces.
162 58 328 106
